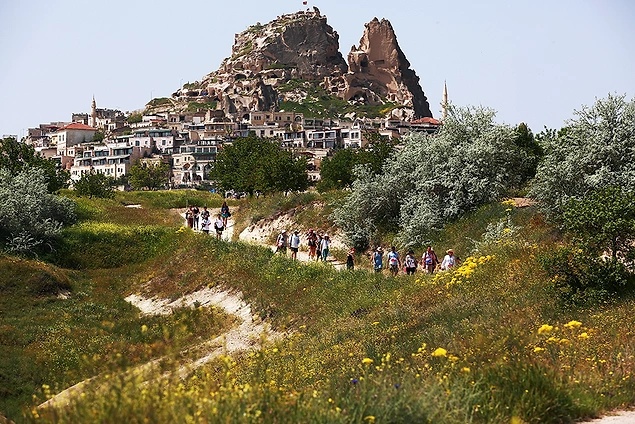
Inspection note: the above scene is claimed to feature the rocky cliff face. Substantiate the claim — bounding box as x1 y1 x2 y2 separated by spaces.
175 10 432 119
345 18 432 119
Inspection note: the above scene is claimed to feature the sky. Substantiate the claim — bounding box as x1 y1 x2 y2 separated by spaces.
1 0 634 139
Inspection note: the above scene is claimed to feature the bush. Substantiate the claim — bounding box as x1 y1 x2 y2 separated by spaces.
530 93 635 217
0 168 76 255
332 104 533 249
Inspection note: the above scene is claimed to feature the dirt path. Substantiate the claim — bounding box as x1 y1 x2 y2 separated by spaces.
40 264 282 409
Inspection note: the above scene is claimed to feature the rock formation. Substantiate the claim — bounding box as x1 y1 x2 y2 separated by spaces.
344 18 432 118
174 10 432 119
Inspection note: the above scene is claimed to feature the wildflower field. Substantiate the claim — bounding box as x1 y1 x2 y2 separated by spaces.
1 191 634 423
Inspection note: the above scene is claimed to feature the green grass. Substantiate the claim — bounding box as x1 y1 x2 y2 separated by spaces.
3 193 635 423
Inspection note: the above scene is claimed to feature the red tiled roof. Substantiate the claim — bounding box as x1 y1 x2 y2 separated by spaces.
62 123 97 131
411 117 441 125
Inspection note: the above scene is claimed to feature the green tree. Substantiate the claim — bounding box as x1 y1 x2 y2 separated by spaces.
0 167 76 255
563 187 635 262
127 112 143 124
530 93 635 216
212 135 308 195
74 170 115 199
317 148 357 192
128 161 170 190
357 136 397 175
0 137 69 193
333 104 531 249
92 131 105 142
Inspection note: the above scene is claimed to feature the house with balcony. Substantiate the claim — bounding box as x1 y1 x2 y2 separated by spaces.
171 139 218 186
69 141 151 183
306 128 340 149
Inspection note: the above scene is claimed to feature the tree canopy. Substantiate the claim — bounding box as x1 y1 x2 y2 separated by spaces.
317 138 397 192
0 137 69 193
211 135 308 195
530 93 635 216
332 105 534 249
128 161 170 190
74 170 116 199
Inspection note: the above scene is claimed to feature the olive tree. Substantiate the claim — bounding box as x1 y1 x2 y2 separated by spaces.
530 93 635 217
332 104 533 249
0 167 76 255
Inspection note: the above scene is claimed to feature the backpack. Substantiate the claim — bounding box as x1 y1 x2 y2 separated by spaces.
406 255 416 268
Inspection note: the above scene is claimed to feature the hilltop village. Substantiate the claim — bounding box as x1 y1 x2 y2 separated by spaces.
23 101 442 188
21 9 443 188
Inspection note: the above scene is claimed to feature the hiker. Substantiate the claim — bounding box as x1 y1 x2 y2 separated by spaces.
214 213 224 239
372 247 384 273
346 247 355 270
289 230 301 260
440 249 458 271
201 206 210 221
388 246 401 277
185 206 194 228
319 234 331 261
276 230 288 254
307 229 318 260
422 245 439 274
220 201 231 228
192 205 200 230
404 250 417 275
315 233 324 261
200 215 211 234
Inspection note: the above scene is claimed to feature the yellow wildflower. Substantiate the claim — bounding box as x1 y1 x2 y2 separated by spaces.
364 416 376 423
432 347 447 357
578 332 590 340
362 358 374 365
537 324 554 335
564 320 583 329
534 347 545 353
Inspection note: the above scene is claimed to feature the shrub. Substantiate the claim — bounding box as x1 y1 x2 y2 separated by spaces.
333 104 533 249
0 168 76 255
530 93 635 217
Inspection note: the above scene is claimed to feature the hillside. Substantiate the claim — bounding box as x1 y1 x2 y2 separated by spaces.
2 191 635 423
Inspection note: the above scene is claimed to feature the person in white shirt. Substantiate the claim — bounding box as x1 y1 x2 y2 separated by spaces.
440 249 458 270
214 214 225 239
289 230 301 260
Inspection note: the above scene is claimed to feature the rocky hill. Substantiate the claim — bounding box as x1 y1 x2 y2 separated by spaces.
173 9 432 120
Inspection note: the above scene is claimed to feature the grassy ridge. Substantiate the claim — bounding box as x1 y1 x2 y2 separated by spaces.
3 191 635 422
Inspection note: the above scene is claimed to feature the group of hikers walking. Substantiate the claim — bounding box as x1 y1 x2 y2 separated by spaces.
274 228 459 275
276 228 332 262
371 245 458 275
185 201 231 239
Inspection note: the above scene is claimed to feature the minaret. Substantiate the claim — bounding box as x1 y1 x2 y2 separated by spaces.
442 81 448 120
91 96 97 127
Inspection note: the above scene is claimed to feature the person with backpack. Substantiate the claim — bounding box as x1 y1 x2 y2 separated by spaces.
276 230 288 254
200 214 211 235
306 229 318 260
372 247 384 273
404 250 417 275
422 246 439 274
387 246 401 277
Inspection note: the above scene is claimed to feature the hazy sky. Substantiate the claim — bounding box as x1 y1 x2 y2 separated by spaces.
1 0 634 138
